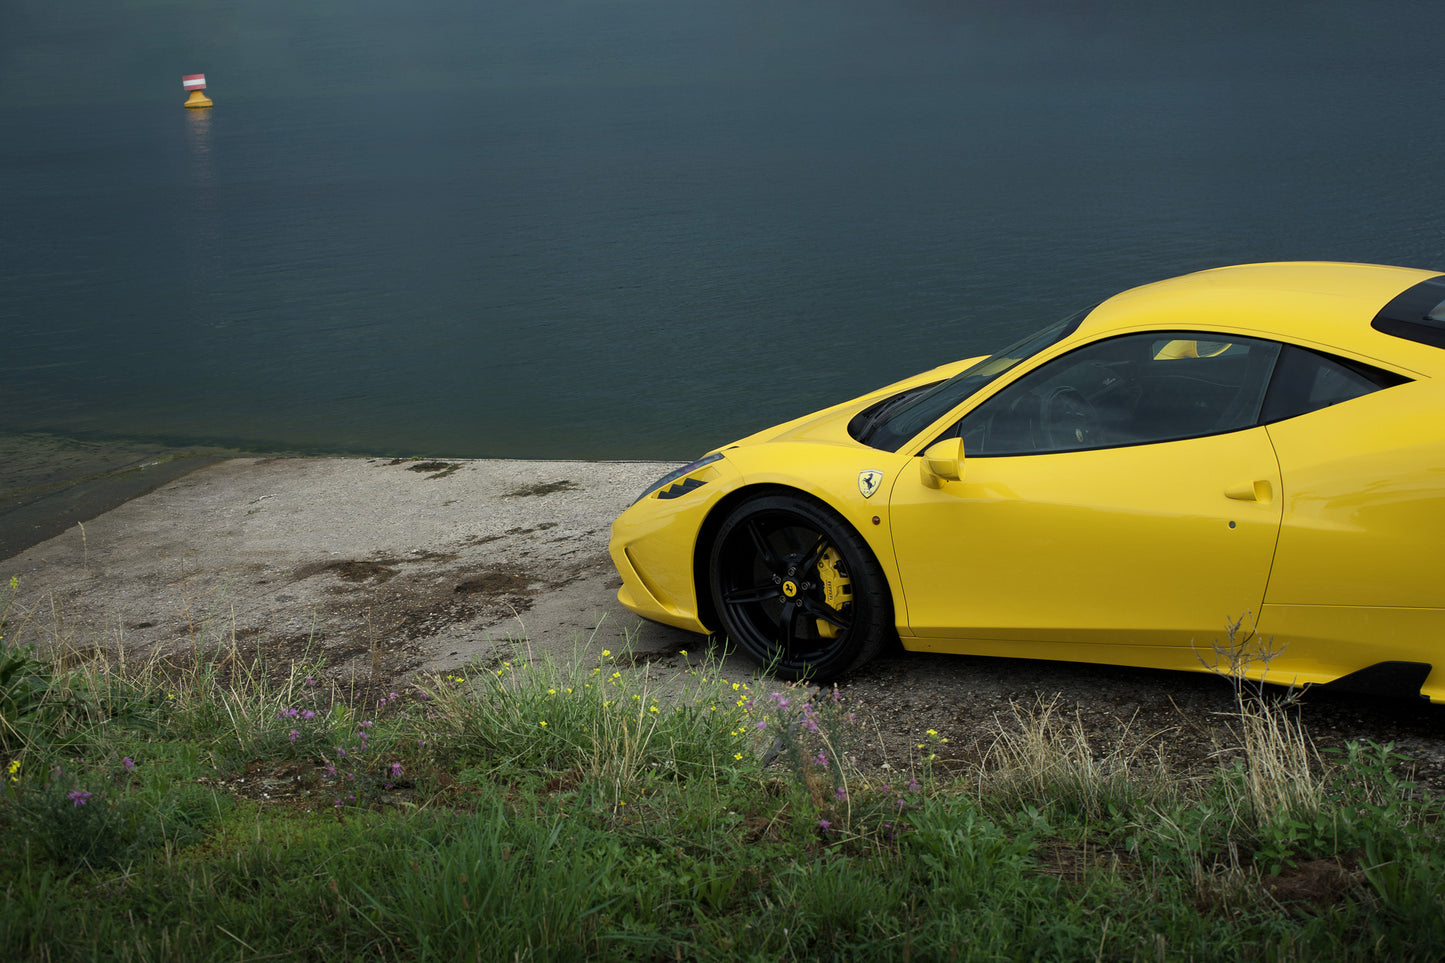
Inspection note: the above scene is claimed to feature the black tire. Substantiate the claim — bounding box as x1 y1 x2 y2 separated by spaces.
708 493 892 682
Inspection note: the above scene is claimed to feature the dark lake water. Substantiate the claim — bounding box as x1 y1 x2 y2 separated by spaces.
2 0 1443 551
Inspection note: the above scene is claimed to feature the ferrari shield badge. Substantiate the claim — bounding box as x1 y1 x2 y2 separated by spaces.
857 469 884 499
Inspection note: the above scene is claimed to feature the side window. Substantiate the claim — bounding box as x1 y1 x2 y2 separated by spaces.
958 333 1281 456
1259 346 1409 423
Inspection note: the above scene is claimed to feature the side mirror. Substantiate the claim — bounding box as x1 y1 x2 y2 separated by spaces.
920 437 965 485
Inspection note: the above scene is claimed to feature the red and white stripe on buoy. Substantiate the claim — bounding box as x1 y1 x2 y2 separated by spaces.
182 74 207 90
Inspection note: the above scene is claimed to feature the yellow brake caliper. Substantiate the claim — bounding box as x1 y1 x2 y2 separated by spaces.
814 547 853 638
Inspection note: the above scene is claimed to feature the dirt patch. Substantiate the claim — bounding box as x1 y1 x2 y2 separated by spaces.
505 480 579 497
253 556 558 695
293 559 401 583
384 458 463 479
454 570 536 597
1263 857 1360 907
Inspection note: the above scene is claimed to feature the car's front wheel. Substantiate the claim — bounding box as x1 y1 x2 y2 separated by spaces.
708 493 892 681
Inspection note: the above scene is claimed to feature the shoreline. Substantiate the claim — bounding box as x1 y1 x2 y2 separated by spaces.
0 431 256 561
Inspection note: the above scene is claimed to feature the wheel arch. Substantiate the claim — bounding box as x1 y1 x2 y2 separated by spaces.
691 482 891 635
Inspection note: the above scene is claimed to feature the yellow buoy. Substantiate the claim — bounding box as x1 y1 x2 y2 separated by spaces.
182 74 213 109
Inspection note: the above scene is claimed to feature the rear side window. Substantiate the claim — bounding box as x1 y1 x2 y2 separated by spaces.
1259 346 1409 423
1371 275 1445 348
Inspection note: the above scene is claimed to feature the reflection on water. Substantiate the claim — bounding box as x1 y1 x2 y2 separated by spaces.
184 107 213 195
182 107 224 332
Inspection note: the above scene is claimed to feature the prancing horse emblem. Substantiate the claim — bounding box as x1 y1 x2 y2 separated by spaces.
858 469 884 499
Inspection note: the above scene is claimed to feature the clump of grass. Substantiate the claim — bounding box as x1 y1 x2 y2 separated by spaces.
743 683 930 844
1194 612 1326 819
6 754 228 869
421 637 755 806
973 697 1182 821
1226 695 1326 824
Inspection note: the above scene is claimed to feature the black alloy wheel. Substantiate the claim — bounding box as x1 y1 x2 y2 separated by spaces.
708 493 892 681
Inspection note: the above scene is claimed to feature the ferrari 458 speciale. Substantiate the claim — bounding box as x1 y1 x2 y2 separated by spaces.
610 262 1445 701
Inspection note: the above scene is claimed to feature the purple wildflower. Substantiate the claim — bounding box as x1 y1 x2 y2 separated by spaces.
289 729 300 743
390 762 403 778
122 757 135 772
68 790 92 807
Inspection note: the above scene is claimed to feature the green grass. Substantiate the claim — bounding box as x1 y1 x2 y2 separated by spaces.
2 578 1444 961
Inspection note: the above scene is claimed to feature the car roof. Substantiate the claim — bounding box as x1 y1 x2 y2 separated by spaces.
1077 262 1445 372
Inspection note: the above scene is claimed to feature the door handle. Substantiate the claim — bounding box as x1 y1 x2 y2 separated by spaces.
1225 480 1272 503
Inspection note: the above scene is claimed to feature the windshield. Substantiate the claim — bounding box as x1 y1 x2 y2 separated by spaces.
854 311 1087 452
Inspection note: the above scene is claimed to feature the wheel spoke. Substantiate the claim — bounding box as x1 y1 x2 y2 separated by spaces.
798 534 830 577
798 595 850 630
724 582 782 605
743 518 783 572
777 600 800 649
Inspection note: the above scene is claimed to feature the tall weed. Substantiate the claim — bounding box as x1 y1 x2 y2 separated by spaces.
973 697 1181 821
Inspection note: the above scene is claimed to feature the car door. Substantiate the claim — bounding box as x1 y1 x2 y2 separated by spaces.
887 332 1285 648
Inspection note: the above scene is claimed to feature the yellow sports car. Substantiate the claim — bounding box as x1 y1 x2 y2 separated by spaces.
609 262 1445 702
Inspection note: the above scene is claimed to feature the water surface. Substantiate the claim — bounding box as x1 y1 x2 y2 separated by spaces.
3 0 1442 549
